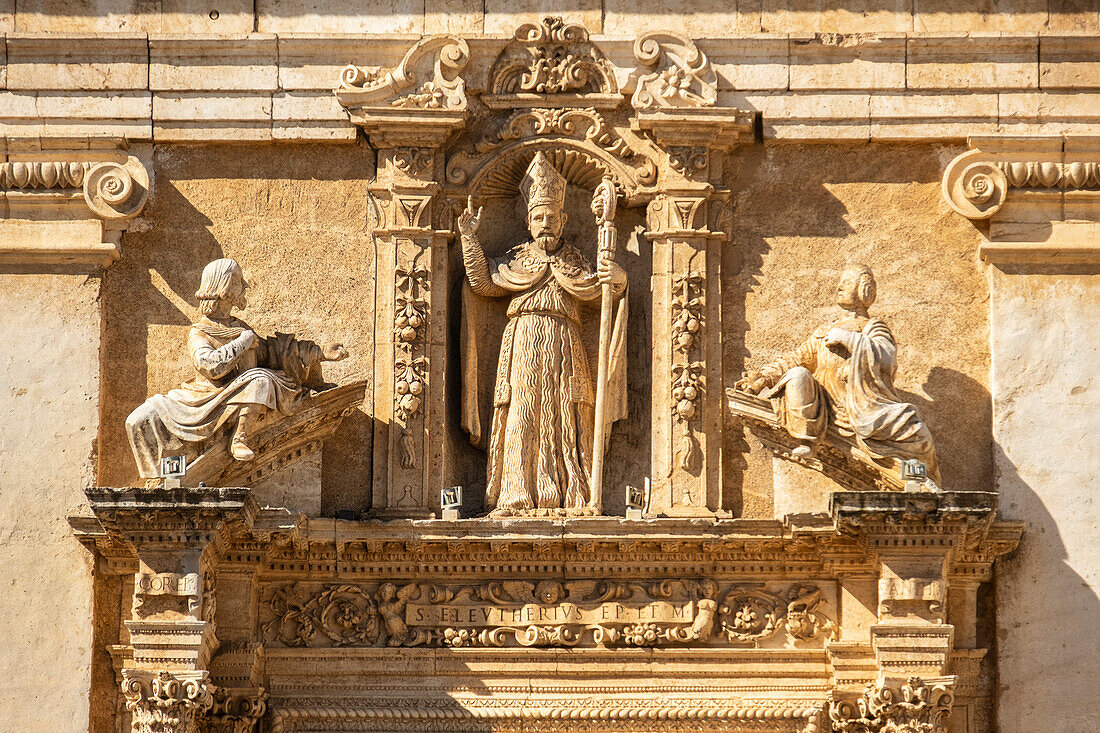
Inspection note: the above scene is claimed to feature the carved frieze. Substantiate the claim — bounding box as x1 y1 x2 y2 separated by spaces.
260 579 834 649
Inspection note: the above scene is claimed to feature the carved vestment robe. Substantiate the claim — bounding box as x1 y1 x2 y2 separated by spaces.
760 316 940 483
461 242 627 512
126 316 324 477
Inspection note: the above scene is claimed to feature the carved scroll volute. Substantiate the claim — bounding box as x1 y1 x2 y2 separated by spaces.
338 35 469 111
942 149 1009 220
631 32 717 111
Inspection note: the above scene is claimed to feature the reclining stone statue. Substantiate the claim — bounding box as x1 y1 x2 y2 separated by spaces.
735 264 940 485
126 258 349 480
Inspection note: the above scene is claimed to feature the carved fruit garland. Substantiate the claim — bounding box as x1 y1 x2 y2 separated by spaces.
671 271 705 473
394 262 430 469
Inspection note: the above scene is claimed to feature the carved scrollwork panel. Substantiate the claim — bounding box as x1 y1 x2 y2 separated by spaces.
487 17 618 102
632 32 717 111
338 35 469 110
259 580 834 650
828 677 954 733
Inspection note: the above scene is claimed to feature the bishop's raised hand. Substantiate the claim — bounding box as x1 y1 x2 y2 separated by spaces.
458 195 483 236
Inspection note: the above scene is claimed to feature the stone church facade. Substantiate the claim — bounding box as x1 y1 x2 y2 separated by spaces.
0 3 1096 732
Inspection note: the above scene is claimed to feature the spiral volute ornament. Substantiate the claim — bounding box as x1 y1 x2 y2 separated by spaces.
83 158 150 219
942 150 1008 220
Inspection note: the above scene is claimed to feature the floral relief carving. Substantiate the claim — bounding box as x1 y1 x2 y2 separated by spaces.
828 677 954 733
488 17 618 97
258 580 829 650
122 670 213 733
446 107 657 190
668 146 709 179
671 361 704 471
392 147 435 177
338 35 469 110
632 31 717 111
205 687 267 733
718 585 834 644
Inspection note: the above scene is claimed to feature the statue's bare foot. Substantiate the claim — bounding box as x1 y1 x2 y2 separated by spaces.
792 442 813 458
231 439 255 461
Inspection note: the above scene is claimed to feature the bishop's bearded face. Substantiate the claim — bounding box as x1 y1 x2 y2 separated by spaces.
527 204 566 252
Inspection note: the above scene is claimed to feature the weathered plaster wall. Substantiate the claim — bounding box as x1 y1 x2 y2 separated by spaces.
726 142 992 516
0 272 99 730
7 0 1097 34
99 143 378 514
990 265 1100 733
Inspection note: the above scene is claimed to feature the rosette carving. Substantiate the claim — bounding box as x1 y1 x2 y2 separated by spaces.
338 35 469 110
632 31 717 111
260 583 382 647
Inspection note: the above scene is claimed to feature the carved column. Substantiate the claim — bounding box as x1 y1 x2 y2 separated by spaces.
637 110 752 515
337 36 469 517
81 487 256 733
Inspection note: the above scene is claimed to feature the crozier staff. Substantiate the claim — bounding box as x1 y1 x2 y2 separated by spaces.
459 153 629 515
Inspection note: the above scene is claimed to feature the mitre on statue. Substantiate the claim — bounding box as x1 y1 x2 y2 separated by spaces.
521 151 567 211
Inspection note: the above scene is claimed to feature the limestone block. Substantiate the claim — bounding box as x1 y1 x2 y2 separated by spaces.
990 268 1100 733
604 0 761 36
256 0 423 33
153 92 272 141
0 91 41 136
997 91 1100 135
789 34 905 91
35 90 153 139
706 37 790 92
0 274 100 731
1046 0 1100 32
150 35 278 92
272 92 356 141
253 452 322 515
6 34 148 91
0 32 6 88
913 0 1048 33
14 0 253 34
869 92 998 140
726 91 872 139
772 458 833 515
0 1 11 32
484 0 601 35
761 0 912 33
424 0 483 34
277 35 417 91
1039 35 1100 89
908 33 1038 90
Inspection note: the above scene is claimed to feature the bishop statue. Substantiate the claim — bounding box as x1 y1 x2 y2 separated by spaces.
459 152 628 515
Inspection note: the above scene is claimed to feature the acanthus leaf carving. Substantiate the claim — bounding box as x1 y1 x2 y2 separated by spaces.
487 17 618 99
122 670 214 733
205 686 267 733
338 35 469 111
828 677 954 733
631 32 717 111
718 585 835 644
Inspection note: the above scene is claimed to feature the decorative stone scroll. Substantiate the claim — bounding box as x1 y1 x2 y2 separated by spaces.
259 579 834 649
338 35 469 111
631 32 718 111
0 147 153 268
828 677 954 733
205 686 267 733
942 137 1100 263
485 17 619 108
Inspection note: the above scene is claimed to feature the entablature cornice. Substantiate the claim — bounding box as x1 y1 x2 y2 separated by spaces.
942 135 1100 263
0 142 153 268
